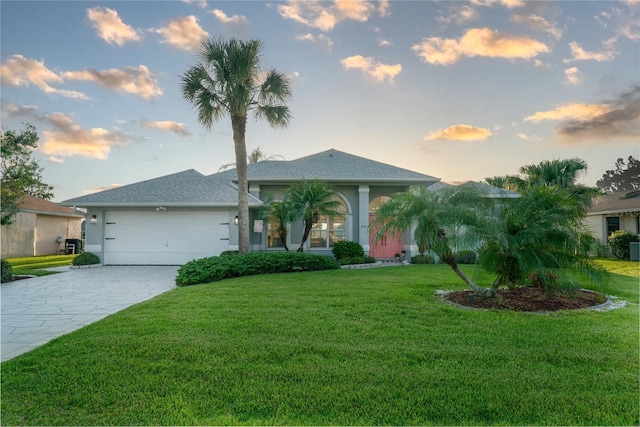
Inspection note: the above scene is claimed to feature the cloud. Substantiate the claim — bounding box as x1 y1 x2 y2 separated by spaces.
412 28 549 65
63 65 162 100
151 15 208 52
377 38 392 47
524 103 610 123
563 41 616 63
87 7 141 46
210 9 248 34
524 86 640 142
564 67 582 86
436 5 478 25
341 55 402 83
470 0 524 8
511 14 563 39
424 124 493 141
555 86 640 142
0 55 88 99
516 132 541 141
295 33 334 51
181 0 208 8
276 0 386 31
40 113 129 160
141 120 191 136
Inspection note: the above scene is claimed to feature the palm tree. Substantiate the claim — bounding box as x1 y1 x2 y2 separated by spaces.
181 37 292 254
487 158 601 206
370 185 491 295
217 147 285 172
477 185 602 295
286 180 342 252
371 184 601 297
261 198 296 251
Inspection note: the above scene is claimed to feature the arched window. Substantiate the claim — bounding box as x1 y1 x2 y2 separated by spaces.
310 196 348 248
369 196 391 213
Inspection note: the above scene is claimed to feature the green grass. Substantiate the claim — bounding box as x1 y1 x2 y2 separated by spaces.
4 254 75 276
1 263 638 426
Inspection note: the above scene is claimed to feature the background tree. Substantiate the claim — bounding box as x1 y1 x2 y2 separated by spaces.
1 124 54 226
181 37 292 254
596 156 640 193
217 146 285 172
286 180 342 252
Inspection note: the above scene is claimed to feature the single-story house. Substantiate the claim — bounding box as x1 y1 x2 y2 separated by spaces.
61 149 440 265
586 190 640 247
1 195 85 258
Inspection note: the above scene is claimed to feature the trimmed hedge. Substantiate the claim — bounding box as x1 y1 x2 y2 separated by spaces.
1 259 12 283
411 254 435 264
72 252 101 266
608 230 639 260
332 241 364 260
176 251 340 286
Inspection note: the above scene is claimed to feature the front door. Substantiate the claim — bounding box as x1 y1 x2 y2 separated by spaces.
368 213 403 259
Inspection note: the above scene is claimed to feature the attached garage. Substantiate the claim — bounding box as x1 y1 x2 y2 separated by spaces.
103 210 230 265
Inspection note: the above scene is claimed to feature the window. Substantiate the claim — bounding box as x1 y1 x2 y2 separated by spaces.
267 220 284 248
310 197 347 248
607 217 620 236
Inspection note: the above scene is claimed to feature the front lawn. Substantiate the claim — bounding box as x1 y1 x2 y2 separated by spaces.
5 254 75 276
1 263 638 426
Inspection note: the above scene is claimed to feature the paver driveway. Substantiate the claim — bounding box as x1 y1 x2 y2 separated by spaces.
1 266 178 362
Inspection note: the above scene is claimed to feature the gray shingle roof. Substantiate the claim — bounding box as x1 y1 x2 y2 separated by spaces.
61 169 262 207
588 190 640 215
210 149 439 184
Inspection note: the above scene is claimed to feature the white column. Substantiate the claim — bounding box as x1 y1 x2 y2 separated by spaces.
358 185 370 254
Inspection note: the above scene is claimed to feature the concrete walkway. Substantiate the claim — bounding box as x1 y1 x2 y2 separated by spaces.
1 266 178 362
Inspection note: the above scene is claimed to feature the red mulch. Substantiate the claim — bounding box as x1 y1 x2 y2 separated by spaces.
443 286 605 312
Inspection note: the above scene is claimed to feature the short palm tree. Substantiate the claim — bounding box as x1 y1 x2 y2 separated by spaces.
181 37 292 254
261 198 296 251
286 180 342 252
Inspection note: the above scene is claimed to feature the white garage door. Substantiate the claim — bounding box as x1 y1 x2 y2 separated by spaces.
103 210 230 265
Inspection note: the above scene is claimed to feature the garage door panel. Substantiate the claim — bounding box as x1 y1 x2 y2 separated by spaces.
104 210 229 265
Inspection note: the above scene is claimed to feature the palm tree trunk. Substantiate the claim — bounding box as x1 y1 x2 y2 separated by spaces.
442 256 496 297
232 114 250 254
297 220 313 252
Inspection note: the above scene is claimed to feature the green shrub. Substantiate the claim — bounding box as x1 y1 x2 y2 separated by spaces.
411 254 435 264
454 250 477 264
1 259 13 283
72 252 101 266
220 250 239 258
363 256 376 264
608 230 639 260
176 251 340 286
332 241 364 260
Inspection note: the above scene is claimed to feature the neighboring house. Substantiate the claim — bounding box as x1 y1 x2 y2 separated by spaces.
1 195 85 258
586 190 640 247
61 149 439 265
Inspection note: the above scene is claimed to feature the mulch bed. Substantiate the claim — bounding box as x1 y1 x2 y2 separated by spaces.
443 286 605 312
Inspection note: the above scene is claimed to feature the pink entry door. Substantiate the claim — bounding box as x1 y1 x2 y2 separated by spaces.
368 213 403 259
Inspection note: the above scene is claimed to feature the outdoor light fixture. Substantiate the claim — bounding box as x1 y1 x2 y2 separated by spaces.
90 215 97 224
234 215 239 225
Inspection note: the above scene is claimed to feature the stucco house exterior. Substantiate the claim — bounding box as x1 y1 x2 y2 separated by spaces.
586 190 640 248
1 195 85 258
61 149 439 265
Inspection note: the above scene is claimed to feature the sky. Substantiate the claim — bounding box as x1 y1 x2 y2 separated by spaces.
1 0 639 202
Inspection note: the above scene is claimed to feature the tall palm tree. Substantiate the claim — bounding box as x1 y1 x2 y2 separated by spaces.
181 37 292 254
286 180 342 252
